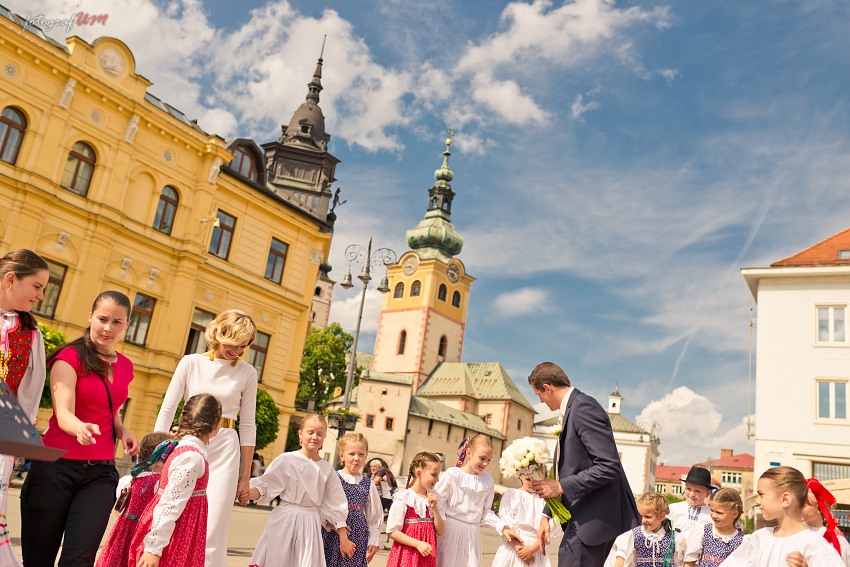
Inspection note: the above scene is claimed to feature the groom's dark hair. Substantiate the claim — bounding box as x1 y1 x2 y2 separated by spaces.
528 362 571 389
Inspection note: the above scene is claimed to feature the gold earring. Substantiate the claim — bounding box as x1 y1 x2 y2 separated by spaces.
209 350 215 361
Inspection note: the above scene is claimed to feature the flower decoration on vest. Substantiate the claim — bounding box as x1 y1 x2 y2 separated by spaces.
499 436 571 524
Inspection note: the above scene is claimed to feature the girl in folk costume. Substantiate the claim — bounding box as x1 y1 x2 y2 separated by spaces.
669 467 715 543
492 472 560 567
322 432 383 566
605 492 685 567
723 466 844 567
802 478 850 566
0 250 48 567
385 452 445 567
684 488 744 567
21 290 140 567
129 394 222 567
155 310 258 567
95 432 173 567
433 435 523 567
241 414 355 567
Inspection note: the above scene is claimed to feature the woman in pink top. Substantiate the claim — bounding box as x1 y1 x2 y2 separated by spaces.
20 290 140 567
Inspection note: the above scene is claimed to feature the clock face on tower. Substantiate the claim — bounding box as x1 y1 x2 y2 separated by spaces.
447 263 460 283
403 256 418 276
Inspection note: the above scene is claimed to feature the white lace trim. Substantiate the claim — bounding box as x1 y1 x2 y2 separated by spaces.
338 471 364 484
442 466 494 490
392 489 431 518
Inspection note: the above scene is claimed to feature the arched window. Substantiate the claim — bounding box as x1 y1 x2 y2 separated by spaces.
398 330 407 355
393 282 405 299
153 185 179 235
438 336 447 358
60 141 95 196
314 286 322 297
411 280 421 297
231 147 258 182
0 107 26 164
437 284 447 301
452 290 461 308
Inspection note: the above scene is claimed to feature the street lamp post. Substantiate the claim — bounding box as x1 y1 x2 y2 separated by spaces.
339 238 397 411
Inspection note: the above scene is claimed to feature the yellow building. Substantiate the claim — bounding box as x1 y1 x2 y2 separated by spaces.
0 9 337 459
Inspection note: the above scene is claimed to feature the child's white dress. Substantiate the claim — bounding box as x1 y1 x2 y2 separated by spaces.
247 451 349 567
603 525 686 567
808 526 850 567
433 467 504 567
668 501 712 542
723 527 845 567
491 488 558 567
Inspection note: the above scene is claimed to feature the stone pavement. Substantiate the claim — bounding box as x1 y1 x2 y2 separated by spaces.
5 485 558 566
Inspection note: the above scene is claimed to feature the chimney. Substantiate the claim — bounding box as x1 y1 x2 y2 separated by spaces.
720 449 733 459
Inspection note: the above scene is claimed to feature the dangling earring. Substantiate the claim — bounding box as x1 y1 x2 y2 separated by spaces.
209 350 215 361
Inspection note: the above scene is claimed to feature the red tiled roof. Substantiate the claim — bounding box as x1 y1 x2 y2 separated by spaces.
772 227 850 267
703 453 754 469
656 465 690 482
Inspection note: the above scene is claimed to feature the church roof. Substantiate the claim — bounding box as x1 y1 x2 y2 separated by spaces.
417 362 536 411
608 412 648 434
771 226 850 267
409 397 505 439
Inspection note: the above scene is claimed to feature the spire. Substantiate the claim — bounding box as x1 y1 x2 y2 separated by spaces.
281 38 330 151
406 139 464 261
306 36 326 104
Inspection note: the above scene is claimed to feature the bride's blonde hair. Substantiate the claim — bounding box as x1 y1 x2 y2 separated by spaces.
205 309 256 351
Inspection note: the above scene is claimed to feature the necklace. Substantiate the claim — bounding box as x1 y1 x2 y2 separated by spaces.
97 351 118 361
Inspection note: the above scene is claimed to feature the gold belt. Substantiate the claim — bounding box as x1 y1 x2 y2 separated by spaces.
221 417 236 429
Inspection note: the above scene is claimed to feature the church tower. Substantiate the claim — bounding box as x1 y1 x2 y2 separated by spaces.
371 140 474 391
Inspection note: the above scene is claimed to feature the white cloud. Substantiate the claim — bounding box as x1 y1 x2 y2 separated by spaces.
492 288 550 318
659 68 680 82
637 387 753 464
570 94 599 118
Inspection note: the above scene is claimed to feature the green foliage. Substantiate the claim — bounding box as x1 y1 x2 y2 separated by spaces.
284 420 300 452
297 322 361 410
663 493 685 504
38 323 67 408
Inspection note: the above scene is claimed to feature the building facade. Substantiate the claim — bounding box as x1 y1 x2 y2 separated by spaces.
698 450 755 515
0 11 336 458
742 227 850 529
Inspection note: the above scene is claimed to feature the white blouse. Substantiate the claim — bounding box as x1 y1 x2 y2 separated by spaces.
386 489 433 534
155 353 257 446
723 527 846 567
250 451 349 530
338 471 384 548
606 526 686 567
807 526 850 567
143 436 208 555
668 501 712 541
432 467 504 533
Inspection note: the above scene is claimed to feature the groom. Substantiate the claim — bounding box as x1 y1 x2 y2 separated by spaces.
528 362 639 566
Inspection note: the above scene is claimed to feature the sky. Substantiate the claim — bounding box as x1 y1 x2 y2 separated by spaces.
12 0 850 464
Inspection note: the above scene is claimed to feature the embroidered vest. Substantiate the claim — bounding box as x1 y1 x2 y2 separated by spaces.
1 322 34 396
698 523 743 567
633 526 674 566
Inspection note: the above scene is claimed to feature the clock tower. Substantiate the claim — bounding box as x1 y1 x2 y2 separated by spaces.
372 140 474 391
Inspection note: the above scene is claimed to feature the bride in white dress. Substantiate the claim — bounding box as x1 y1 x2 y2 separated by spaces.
155 309 258 567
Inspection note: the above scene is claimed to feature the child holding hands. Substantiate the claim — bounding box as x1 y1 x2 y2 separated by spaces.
492 472 557 567
128 394 222 567
386 452 445 567
243 414 355 567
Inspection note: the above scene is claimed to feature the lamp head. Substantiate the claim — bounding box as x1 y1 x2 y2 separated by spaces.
340 271 354 289
376 276 390 293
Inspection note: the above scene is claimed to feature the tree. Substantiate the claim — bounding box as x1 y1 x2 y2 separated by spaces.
297 322 362 410
38 322 67 408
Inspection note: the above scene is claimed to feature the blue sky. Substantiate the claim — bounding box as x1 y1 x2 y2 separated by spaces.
15 0 850 463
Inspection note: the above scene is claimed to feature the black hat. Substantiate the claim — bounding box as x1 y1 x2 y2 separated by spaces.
683 466 714 489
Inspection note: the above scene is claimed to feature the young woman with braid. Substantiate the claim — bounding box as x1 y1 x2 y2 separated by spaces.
129 393 223 567
385 452 445 567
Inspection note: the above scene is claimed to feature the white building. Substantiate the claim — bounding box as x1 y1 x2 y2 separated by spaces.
742 227 850 526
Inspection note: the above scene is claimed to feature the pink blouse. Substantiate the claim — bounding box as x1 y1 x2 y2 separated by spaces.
42 347 133 460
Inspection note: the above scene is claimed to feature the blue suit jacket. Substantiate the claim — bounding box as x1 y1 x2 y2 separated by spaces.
550 389 640 546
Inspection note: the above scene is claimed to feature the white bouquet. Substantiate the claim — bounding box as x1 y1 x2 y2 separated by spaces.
499 436 571 524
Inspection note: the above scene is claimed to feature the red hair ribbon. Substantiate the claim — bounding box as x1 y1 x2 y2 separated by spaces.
806 478 841 555
455 437 472 468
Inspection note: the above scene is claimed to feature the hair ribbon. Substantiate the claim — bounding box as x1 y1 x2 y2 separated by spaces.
131 439 178 477
455 436 472 468
806 478 841 555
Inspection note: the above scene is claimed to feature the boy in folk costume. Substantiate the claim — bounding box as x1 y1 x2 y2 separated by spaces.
669 467 715 541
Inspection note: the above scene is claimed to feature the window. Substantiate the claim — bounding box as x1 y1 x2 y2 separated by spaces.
655 484 664 493
517 419 522 430
437 284 447 301
438 336 447 358
393 282 404 299
813 462 850 481
247 331 270 383
671 485 683 495
208 210 236 259
817 379 847 420
264 238 289 283
60 141 95 196
721 471 742 485
398 330 406 355
365 414 375 428
230 147 258 182
385 417 395 431
484 413 492 425
153 186 179 235
817 306 846 343
126 293 156 346
32 260 67 319
411 280 421 297
314 287 322 297
452 290 461 308
0 107 26 164
185 308 215 355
